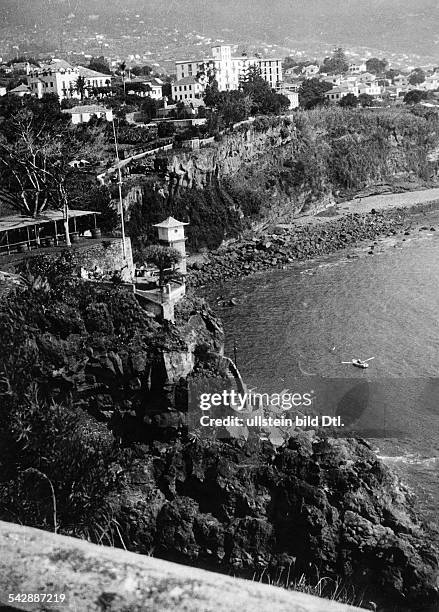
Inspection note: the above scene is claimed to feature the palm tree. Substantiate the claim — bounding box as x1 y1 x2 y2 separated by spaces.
75 75 87 101
119 61 127 95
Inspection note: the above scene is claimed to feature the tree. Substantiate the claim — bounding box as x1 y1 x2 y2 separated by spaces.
119 61 127 94
131 65 153 77
137 245 181 286
75 75 87 101
88 56 111 75
320 48 348 75
196 61 217 87
125 80 151 96
141 97 158 121
299 78 332 109
203 79 221 107
404 89 428 105
240 67 289 115
157 121 176 138
385 69 399 81
282 56 297 71
358 93 374 107
409 68 426 86
365 58 388 75
0 108 106 245
339 93 358 108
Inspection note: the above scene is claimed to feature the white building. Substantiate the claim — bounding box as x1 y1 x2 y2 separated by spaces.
348 62 367 74
322 74 343 86
302 64 320 77
357 82 381 97
172 76 205 102
175 45 282 93
153 216 189 275
421 73 439 91
27 59 112 101
325 86 357 102
393 74 409 88
276 86 299 109
8 83 32 97
125 77 163 99
62 104 113 125
356 72 377 83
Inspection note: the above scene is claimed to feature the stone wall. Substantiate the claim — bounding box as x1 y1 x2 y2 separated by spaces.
0 520 363 612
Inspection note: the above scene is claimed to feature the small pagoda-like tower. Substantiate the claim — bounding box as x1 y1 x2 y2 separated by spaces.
153 216 189 275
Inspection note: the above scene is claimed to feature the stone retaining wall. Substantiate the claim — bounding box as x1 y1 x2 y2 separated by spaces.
0 521 363 612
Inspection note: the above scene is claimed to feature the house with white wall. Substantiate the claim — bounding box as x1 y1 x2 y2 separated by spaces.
8 83 32 97
276 86 299 109
357 82 381 97
325 85 358 102
421 73 439 91
356 72 377 83
321 74 343 87
27 59 112 101
302 64 320 77
393 74 409 88
172 76 205 102
125 77 163 99
62 104 113 125
348 62 367 74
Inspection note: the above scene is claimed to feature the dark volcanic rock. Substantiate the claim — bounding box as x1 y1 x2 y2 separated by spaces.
113 436 439 609
188 209 410 289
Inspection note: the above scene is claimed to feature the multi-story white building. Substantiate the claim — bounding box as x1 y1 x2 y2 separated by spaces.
175 45 282 93
27 59 112 101
348 62 367 74
171 76 205 102
357 82 381 97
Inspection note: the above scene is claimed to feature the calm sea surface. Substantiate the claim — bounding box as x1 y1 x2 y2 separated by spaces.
209 232 439 531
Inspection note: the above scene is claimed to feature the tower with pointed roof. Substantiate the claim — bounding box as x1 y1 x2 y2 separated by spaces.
152 217 189 275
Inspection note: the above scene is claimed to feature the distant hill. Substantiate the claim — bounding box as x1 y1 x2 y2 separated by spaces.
1 0 438 60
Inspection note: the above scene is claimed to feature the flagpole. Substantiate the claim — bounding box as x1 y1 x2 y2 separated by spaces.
112 118 127 260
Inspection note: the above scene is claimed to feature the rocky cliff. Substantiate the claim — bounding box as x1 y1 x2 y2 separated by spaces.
123 108 439 251
0 255 438 610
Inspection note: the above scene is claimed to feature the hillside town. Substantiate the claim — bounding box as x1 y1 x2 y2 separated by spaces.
1 43 439 115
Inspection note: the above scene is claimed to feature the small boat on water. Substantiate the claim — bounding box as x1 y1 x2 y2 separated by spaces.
352 359 369 369
341 357 375 369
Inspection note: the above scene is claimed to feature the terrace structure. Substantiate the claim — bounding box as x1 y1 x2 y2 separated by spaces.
0 209 134 282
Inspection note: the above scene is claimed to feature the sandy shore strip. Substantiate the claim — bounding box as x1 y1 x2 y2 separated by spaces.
284 187 439 227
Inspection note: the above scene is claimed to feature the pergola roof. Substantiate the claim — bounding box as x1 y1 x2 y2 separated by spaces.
0 210 100 233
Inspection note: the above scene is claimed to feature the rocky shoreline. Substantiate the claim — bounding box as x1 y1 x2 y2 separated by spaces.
187 203 439 290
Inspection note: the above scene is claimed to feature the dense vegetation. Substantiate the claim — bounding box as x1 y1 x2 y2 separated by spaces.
0 252 213 539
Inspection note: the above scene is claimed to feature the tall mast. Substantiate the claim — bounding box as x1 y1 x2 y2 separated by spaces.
112 118 127 260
